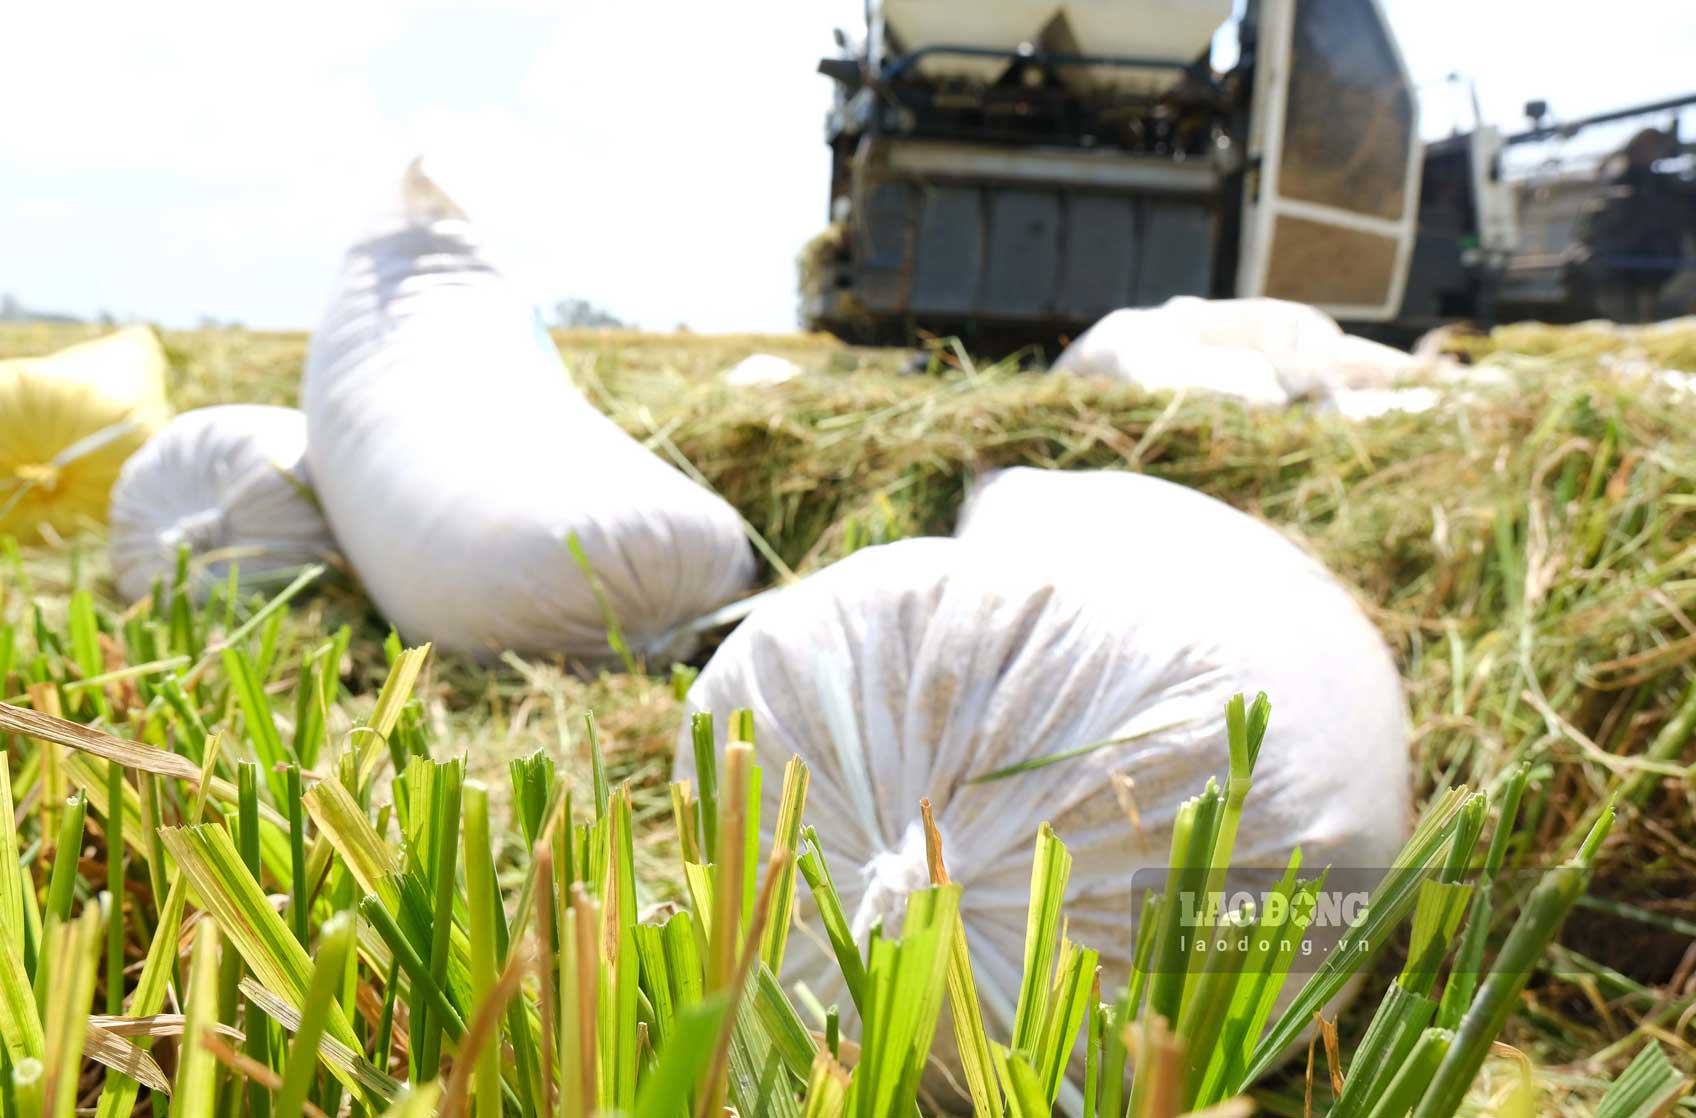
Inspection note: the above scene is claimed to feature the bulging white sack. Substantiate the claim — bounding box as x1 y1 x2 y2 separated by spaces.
1319 386 1441 421
723 354 802 387
107 406 334 603
679 475 1408 1079
1322 332 1419 392
1052 306 1291 406
1155 295 1346 399
1054 296 1413 401
303 163 755 661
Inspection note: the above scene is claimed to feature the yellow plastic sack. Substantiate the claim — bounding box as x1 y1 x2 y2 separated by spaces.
0 327 171 541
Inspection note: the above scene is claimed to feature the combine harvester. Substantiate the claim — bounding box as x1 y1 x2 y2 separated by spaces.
803 0 1696 346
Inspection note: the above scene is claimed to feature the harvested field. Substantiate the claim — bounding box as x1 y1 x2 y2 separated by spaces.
1 320 1693 1113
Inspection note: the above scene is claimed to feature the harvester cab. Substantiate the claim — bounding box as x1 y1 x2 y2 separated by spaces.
803 0 1423 346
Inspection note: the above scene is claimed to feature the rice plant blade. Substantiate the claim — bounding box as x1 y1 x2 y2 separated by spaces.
86 1014 244 1042
302 778 403 903
1594 1041 1691 1118
634 992 731 1118
276 912 357 1118
567 533 639 674
161 824 316 1014
634 924 677 1048
239 979 405 1102
94 733 223 1118
965 718 1194 784
751 964 820 1082
1327 982 1436 1118
222 646 289 798
0 884 43 1064
182 565 325 686
0 625 14 703
993 1046 1051 1118
796 832 867 1015
285 765 310 945
60 753 146 858
419 758 464 1076
508 752 556 852
1438 765 1531 1031
942 912 1002 1114
1410 806 1614 1118
1241 786 1472 1086
760 757 810 975
160 824 374 1102
1175 910 1251 1110
801 1050 851 1118
690 714 720 862
376 1082 443 1118
83 1024 172 1096
849 884 959 1118
0 702 201 781
291 652 326 768
919 799 1002 1118
664 909 705 1013
607 784 642 1113
355 644 431 787
725 981 805 1118
1031 935 1099 1107
67 589 108 721
1399 879 1473 998
708 744 752 998
12 1055 45 1115
173 920 222 1118
1084 993 1103 1118
1202 693 1269 917
0 753 23 946
1359 1028 1452 1118
1011 823 1070 1058
461 782 505 1118
39 792 88 987
1194 850 1306 1104
1147 790 1216 1029
30 792 84 1044
40 903 101 1118
358 897 467 1045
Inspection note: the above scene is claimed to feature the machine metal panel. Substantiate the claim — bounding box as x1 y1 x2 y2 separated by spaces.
1136 201 1214 304
1469 127 1519 254
910 187 984 315
885 140 1218 195
1056 194 1138 321
1263 214 1397 306
1236 0 1423 320
855 180 916 311
983 190 1062 318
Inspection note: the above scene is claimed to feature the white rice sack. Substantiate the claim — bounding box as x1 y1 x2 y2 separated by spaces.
304 163 754 662
1319 386 1441 420
679 476 1408 1082
1157 295 1344 397
723 354 802 386
1323 333 1418 390
1056 297 1412 401
107 405 334 603
1654 369 1696 395
1053 307 1291 406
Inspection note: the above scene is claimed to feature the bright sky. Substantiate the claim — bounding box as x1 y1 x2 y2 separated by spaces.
2 2 1691 333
